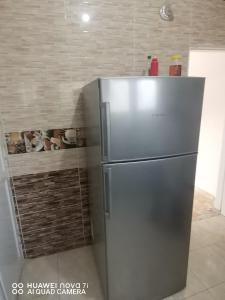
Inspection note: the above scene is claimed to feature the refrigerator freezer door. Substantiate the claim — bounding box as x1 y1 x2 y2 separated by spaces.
100 77 204 162
103 154 196 300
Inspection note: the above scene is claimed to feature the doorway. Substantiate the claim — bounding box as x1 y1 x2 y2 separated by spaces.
188 49 225 218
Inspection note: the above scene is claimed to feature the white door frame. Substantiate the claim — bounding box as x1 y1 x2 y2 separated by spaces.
216 120 225 215
189 48 225 216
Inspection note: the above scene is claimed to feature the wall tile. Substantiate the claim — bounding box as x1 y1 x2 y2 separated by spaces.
191 0 225 48
12 168 91 258
8 149 78 176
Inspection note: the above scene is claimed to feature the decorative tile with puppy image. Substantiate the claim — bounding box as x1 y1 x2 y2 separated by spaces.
5 132 26 154
41 129 66 151
5 127 87 155
23 131 44 153
62 128 77 149
42 128 77 151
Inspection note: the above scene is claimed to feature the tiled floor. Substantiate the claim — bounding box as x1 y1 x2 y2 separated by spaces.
192 190 219 221
19 246 103 300
19 214 225 300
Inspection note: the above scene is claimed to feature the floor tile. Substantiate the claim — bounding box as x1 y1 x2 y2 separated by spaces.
187 290 215 300
19 254 58 299
190 222 218 251
19 292 59 300
58 246 103 300
192 191 219 221
216 214 225 224
163 270 207 300
58 296 101 300
208 282 225 300
215 240 225 253
31 297 59 300
189 244 225 288
190 215 225 251
199 216 225 238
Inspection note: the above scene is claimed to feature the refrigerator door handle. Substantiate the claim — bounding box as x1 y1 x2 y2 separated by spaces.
104 168 112 218
101 102 111 161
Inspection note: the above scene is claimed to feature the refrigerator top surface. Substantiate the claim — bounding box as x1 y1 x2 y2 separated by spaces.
84 77 205 90
97 76 205 80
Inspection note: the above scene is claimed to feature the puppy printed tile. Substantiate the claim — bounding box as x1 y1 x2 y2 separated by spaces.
23 131 44 153
5 132 26 154
5 127 87 155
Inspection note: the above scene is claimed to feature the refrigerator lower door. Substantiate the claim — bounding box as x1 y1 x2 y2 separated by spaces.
103 154 196 300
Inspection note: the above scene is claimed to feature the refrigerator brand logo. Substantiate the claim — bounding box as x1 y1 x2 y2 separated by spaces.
150 113 168 118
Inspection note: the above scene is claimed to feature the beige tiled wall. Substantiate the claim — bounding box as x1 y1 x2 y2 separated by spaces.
7 147 87 177
0 0 225 176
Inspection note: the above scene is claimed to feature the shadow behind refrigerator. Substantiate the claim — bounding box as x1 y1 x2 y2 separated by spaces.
83 77 205 300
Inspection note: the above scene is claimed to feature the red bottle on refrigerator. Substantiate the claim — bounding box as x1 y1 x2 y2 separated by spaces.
149 57 159 76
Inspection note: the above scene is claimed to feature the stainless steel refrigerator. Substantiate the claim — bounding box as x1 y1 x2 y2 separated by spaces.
83 77 205 300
